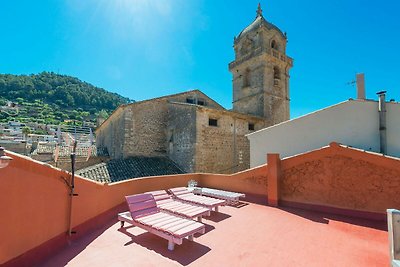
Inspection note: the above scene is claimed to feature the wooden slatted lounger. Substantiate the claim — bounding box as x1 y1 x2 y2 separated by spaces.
118 193 206 251
148 190 211 222
189 187 246 205
168 187 226 212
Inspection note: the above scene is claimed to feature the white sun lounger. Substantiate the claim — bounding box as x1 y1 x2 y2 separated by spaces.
147 190 211 222
188 187 246 205
168 187 226 212
118 193 205 250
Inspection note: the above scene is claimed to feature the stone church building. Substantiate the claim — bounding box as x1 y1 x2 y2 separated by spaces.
96 5 293 174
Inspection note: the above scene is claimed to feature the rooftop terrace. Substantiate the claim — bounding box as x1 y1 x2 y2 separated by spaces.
39 200 388 267
2 142 398 266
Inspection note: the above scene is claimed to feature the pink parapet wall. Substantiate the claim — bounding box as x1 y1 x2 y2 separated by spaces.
267 154 280 207
199 164 268 198
280 142 400 215
3 141 400 266
0 150 204 266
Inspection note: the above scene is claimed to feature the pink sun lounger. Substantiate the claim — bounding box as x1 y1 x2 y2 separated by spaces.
168 187 226 212
148 190 211 222
118 193 206 251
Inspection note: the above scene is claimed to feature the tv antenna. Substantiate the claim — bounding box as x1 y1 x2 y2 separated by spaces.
54 124 94 236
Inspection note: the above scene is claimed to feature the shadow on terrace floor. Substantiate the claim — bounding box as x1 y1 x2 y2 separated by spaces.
119 226 211 266
40 218 118 267
205 211 231 222
229 201 249 208
279 206 388 231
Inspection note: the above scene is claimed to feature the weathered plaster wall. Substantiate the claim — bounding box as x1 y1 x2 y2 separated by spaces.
280 143 400 214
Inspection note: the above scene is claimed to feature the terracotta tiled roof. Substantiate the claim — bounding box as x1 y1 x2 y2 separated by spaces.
76 156 184 183
29 144 109 157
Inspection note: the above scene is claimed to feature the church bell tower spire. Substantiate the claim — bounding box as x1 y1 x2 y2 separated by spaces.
256 3 263 17
229 4 293 126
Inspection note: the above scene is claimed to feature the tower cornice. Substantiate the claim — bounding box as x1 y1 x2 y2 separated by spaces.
229 47 293 71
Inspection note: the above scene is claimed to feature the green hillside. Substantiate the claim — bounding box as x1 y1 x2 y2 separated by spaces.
0 72 131 126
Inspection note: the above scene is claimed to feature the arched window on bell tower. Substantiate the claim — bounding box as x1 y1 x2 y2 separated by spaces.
271 40 279 50
273 66 280 86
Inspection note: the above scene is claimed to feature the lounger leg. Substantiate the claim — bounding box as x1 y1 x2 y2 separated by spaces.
198 216 202 223
188 235 194 241
168 241 175 251
215 206 219 212
120 221 125 228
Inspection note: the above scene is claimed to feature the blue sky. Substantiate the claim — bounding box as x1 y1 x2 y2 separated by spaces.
1 0 399 118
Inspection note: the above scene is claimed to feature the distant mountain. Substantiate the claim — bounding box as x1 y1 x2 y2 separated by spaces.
0 72 132 126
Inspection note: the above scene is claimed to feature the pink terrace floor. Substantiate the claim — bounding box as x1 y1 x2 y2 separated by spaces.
39 202 388 267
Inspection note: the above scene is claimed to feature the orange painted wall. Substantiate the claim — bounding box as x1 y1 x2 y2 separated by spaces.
3 142 400 265
0 151 203 265
281 143 400 213
0 153 71 264
199 164 268 196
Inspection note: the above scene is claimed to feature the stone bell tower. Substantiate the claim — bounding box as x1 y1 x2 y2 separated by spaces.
229 3 293 125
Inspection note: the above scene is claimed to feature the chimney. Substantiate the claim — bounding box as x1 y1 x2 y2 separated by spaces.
356 73 366 100
377 91 387 154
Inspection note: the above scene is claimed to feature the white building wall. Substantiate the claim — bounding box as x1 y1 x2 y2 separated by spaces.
247 100 400 167
387 102 400 157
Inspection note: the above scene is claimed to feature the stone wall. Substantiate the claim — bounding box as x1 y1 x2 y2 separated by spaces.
96 90 225 161
232 62 266 117
167 103 197 172
167 90 224 110
95 90 265 173
0 142 28 155
263 61 290 125
123 100 168 157
195 107 264 174
96 107 126 159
